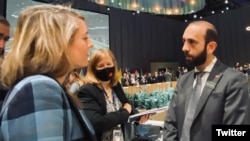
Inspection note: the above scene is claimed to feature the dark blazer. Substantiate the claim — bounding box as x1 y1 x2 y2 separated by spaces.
78 82 138 140
163 60 250 141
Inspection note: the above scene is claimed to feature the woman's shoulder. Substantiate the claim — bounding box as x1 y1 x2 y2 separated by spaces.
16 75 61 91
78 83 102 96
1 75 66 121
80 82 99 90
8 75 63 102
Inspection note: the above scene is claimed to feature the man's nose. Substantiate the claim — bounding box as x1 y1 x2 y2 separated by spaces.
0 39 6 48
182 43 189 52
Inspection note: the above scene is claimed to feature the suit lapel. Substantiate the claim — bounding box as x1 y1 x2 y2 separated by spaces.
193 60 227 119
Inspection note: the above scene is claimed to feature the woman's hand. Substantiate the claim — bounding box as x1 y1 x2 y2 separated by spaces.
123 103 132 114
138 114 150 124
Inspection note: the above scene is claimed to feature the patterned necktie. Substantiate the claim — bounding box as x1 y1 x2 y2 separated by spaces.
180 72 204 141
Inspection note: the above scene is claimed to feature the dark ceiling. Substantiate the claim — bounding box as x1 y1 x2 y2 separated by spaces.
167 0 250 21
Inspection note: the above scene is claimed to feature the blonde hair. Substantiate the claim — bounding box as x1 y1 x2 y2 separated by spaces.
84 48 120 87
1 4 85 88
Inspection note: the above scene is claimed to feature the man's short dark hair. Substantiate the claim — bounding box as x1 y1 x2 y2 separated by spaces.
0 15 10 27
205 28 218 44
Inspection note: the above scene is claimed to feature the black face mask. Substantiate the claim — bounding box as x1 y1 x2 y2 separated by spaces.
95 67 115 81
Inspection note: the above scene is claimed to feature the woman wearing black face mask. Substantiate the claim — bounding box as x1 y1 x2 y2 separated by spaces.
78 48 149 141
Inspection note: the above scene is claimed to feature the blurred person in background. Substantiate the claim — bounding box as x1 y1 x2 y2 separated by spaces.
0 15 10 108
66 70 85 95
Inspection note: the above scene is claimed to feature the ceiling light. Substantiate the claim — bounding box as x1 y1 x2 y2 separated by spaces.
190 0 195 5
246 26 250 31
98 0 104 4
131 2 138 9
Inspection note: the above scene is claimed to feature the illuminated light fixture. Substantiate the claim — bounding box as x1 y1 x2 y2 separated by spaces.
174 8 179 14
190 0 195 5
246 26 250 31
107 7 110 11
221 10 224 13
131 2 138 9
226 7 229 10
89 0 206 16
166 9 172 15
98 0 104 4
154 5 161 12
225 0 228 4
211 11 215 14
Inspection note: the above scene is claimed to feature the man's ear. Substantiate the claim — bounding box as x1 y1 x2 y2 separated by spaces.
206 41 217 54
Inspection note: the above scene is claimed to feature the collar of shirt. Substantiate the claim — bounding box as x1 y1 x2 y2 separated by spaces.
193 57 217 96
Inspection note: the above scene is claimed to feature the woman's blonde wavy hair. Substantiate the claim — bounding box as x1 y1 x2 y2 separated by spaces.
84 48 120 87
1 4 85 88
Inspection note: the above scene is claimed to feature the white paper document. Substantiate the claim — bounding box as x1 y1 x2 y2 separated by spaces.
128 106 168 122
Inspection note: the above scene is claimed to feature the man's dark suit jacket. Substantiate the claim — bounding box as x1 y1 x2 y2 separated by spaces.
78 82 138 140
163 60 250 141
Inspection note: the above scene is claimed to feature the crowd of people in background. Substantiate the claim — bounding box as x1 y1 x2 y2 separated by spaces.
233 62 250 76
120 61 250 87
121 66 187 87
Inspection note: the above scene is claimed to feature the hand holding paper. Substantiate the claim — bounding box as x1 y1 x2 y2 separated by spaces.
138 114 150 124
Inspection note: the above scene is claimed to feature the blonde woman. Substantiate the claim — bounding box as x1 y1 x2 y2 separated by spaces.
0 5 97 141
67 70 85 95
78 48 149 141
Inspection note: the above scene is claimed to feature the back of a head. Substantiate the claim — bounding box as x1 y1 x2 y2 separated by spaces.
1 4 85 88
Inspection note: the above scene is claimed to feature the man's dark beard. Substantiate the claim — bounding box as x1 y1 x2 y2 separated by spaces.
185 45 207 67
0 49 4 57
